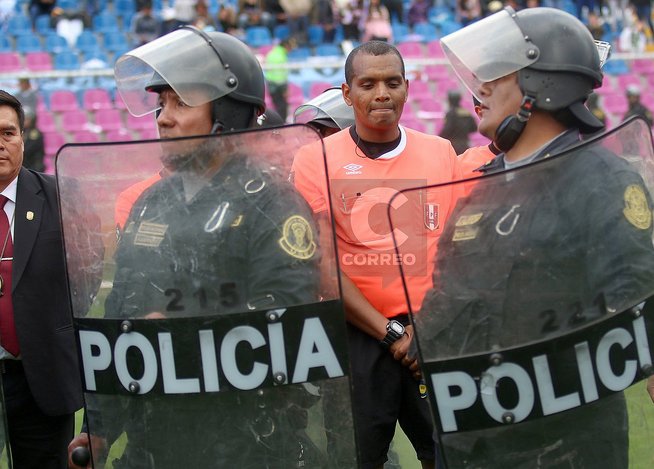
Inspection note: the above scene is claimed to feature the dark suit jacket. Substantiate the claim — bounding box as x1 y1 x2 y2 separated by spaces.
12 167 83 416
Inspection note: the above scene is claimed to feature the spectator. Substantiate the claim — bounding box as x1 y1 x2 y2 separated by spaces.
382 0 404 23
618 6 647 52
311 0 338 43
361 0 393 42
14 78 37 113
265 37 295 121
22 106 45 172
439 90 478 155
339 0 365 40
29 0 56 27
192 0 219 31
586 10 605 41
130 0 162 46
237 0 274 31
217 2 238 34
457 0 482 26
632 0 654 41
586 91 607 129
407 0 431 28
264 0 288 26
623 84 653 128
280 0 312 45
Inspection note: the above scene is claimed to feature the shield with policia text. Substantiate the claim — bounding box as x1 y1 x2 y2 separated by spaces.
389 118 654 468
56 124 358 468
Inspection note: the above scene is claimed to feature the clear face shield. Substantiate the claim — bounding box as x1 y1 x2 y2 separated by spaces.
293 87 355 130
440 7 540 101
114 27 239 117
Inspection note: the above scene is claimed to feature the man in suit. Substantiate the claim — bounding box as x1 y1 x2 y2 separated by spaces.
0 89 99 468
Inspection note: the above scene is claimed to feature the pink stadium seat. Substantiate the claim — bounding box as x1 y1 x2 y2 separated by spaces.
49 90 80 112
416 98 443 114
114 93 129 110
36 110 57 133
632 59 654 75
126 113 156 131
138 129 160 140
0 52 22 73
424 64 451 82
24 52 53 72
396 41 424 59
83 88 114 111
72 131 100 143
61 110 91 133
426 40 446 57
105 129 134 141
409 80 433 100
602 94 628 115
309 81 334 98
95 109 124 132
287 83 305 107
44 131 67 157
400 117 427 133
617 74 641 89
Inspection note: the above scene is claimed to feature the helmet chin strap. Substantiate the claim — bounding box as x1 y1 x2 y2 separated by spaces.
493 95 536 153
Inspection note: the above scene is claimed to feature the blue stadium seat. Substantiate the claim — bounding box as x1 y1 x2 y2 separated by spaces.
75 31 100 55
413 22 439 42
438 19 461 36
103 32 130 53
315 44 342 57
53 51 81 70
15 35 42 53
93 12 120 34
274 24 291 41
307 25 324 47
392 23 410 43
287 46 311 62
7 14 32 36
44 34 70 54
0 36 12 52
245 26 272 48
114 0 136 19
35 15 54 35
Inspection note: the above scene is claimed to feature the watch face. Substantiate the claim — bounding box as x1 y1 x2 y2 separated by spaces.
390 321 404 334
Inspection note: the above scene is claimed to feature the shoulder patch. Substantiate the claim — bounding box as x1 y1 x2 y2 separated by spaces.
623 184 652 230
278 215 316 260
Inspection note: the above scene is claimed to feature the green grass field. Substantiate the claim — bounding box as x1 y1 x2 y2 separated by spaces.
65 381 653 468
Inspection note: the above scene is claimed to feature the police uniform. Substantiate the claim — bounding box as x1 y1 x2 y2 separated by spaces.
439 107 478 155
624 102 654 129
420 129 654 468
101 154 323 469
106 155 319 318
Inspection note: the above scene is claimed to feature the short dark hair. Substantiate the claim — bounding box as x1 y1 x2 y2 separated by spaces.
0 89 24 133
344 41 405 86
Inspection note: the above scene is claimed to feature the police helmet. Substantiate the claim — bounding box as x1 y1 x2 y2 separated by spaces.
442 7 604 136
115 26 265 130
294 87 354 131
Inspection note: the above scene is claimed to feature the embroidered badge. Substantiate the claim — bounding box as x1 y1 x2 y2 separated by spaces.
133 222 168 247
424 203 439 231
279 215 316 260
452 226 478 242
623 184 652 230
455 212 483 227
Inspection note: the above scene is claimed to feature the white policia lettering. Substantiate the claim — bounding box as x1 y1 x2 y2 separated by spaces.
432 316 652 432
78 317 344 395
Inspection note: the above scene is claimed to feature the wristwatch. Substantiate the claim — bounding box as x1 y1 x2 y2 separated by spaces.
380 320 406 348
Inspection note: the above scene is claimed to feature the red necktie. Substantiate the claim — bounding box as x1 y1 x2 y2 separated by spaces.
0 195 19 356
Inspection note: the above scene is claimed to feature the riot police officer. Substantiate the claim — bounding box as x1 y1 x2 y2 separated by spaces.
293 87 355 138
68 26 323 469
415 7 654 468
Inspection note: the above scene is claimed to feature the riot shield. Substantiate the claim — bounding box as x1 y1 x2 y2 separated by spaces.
56 125 357 468
389 118 654 468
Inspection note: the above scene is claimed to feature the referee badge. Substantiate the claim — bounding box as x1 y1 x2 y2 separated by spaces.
424 203 439 231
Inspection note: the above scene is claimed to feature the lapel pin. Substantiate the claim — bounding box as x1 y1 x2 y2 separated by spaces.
26 211 34 221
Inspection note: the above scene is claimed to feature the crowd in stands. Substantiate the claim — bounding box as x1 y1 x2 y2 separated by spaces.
0 0 653 173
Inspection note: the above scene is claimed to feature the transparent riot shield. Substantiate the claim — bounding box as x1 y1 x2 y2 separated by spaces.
56 125 357 468
389 118 654 468
0 393 9 468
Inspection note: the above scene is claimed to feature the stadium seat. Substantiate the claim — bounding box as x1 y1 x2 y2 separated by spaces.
413 22 439 42
49 90 80 112
288 46 311 61
105 129 133 142
126 113 157 131
286 83 305 108
35 15 54 35
114 0 136 20
95 109 125 132
103 32 130 53
25 51 53 72
438 19 461 36
0 36 11 52
426 39 445 57
400 116 427 133
83 88 114 111
392 23 410 43
16 35 42 53
617 74 641 89
245 26 272 48
602 94 628 115
315 44 342 57
44 34 71 54
409 80 433 101
92 12 120 34
7 14 32 36
0 52 22 72
72 131 100 143
307 25 325 47
75 31 100 55
35 110 57 133
309 81 334 99
53 51 81 70
44 131 67 157
61 110 91 133
138 129 160 140
396 41 424 58
273 24 291 41
424 64 451 81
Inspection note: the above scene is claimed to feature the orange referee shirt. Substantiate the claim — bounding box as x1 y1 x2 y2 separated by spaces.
292 126 462 317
